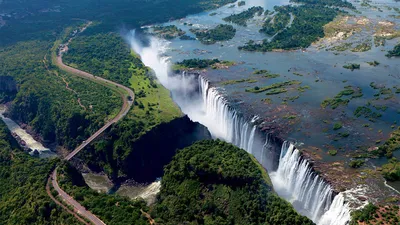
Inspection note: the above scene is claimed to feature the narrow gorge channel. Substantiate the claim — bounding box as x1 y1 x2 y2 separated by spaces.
126 32 365 225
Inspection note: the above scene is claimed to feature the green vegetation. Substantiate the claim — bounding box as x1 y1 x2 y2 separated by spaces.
354 106 382 121
62 33 182 179
333 122 343 130
298 86 311 92
151 25 185 40
381 158 400 181
351 42 372 52
221 79 257 85
223 6 264 26
0 39 120 149
253 70 281 78
367 60 380 66
386 43 400 57
173 58 234 70
0 0 237 46
63 33 138 87
57 163 149 225
350 203 399 225
343 63 360 71
370 82 396 100
260 10 291 35
63 33 182 138
151 140 313 225
372 127 400 158
328 43 352 52
266 88 288 95
349 159 365 168
239 5 340 51
283 114 297 120
191 24 236 44
321 86 363 109
246 80 301 93
350 203 379 225
328 149 338 156
238 1 246 6
0 121 79 224
283 95 300 102
291 0 355 9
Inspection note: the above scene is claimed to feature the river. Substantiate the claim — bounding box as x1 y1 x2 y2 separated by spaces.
0 105 55 158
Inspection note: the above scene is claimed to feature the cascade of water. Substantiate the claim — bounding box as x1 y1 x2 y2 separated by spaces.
126 32 352 225
270 142 335 223
198 76 258 153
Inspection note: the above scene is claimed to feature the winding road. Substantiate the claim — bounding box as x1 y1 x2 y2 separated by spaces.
47 38 135 225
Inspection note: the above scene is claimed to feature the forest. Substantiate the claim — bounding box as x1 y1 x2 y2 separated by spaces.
191 24 236 44
58 139 314 224
0 40 120 149
0 0 237 46
290 0 355 9
223 6 264 26
62 33 186 181
239 5 342 51
260 10 291 36
151 140 314 224
57 162 149 225
0 121 79 224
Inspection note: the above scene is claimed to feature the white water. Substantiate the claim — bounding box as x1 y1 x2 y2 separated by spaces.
126 32 355 225
0 106 54 158
270 141 345 224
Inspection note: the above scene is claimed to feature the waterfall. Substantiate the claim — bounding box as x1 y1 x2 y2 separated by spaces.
270 142 334 223
198 76 258 153
126 31 353 225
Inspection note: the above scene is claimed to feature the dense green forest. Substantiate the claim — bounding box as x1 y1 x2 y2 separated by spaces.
63 33 142 87
0 0 236 46
223 6 264 26
0 121 79 224
290 0 355 9
191 24 236 44
151 140 314 225
62 33 199 182
260 10 291 36
59 140 314 224
0 40 120 149
57 163 149 225
239 5 342 51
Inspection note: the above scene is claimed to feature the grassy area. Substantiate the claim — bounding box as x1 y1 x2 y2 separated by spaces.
129 58 182 130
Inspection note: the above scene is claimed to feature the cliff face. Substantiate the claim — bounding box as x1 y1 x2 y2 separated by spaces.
0 76 17 92
120 115 212 182
82 115 212 183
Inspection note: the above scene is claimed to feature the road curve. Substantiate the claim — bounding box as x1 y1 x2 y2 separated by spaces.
47 52 135 225
57 54 135 161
